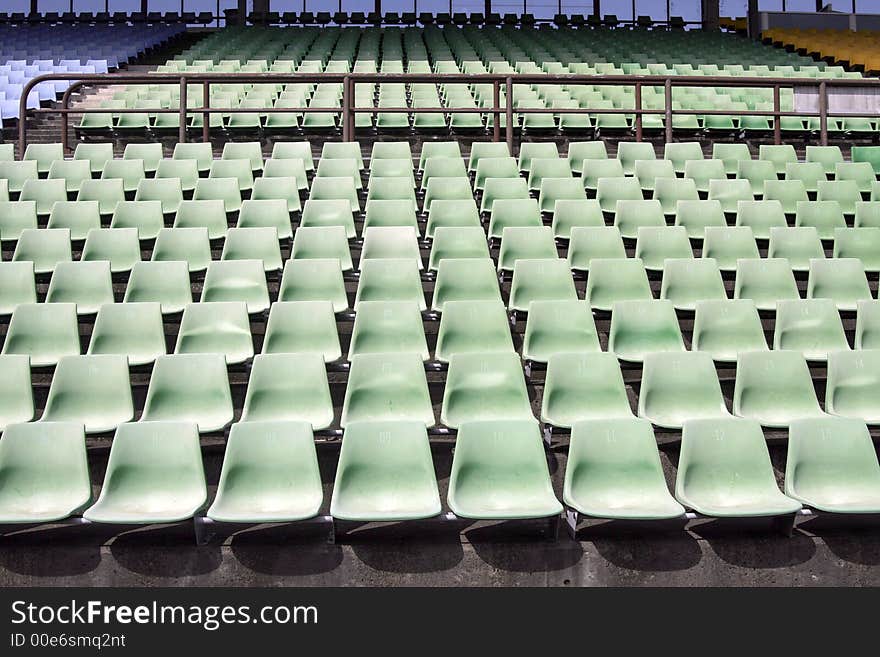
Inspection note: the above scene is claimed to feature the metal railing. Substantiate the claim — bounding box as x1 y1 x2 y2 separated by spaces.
19 71 880 156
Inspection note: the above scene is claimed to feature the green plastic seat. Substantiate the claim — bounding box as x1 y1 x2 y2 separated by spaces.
207 420 322 523
567 141 607 174
735 200 787 240
151 227 211 272
87 302 165 366
551 199 603 239
278 258 348 313
638 351 730 429
200 259 270 314
608 298 685 362
0 261 36 315
664 141 704 175
431 257 501 312
124 260 192 314
509 257 577 312
23 143 64 175
835 162 876 194
300 199 356 238
474 156 519 191
758 144 798 175
733 258 799 311
174 301 253 364
522 299 599 363
763 179 808 215
368 159 416 190
422 157 468 190
659 258 726 311
361 226 422 268
240 353 333 428
291 225 353 271
541 351 631 428
441 351 532 428
366 177 417 212
317 157 362 189
825 349 880 424
767 226 824 272
310 176 360 213
566 226 625 272
611 198 664 239
528 158 572 192
81 227 140 274
856 300 880 349
83 420 207 524
354 258 425 310
805 145 844 175
363 199 419 234
565 417 685 520
40 354 132 433
469 142 510 171
712 143 752 176
123 143 163 175
773 299 848 362
833 227 880 272
156 158 200 192
497 226 557 271
584 257 650 310
76 179 126 217
537 178 586 214
47 159 91 194
794 200 845 240
684 159 726 195
331 420 441 522
342 352 433 427
855 201 880 228
349 300 428 360
425 199 480 237
701 226 758 272
73 142 113 174
141 354 233 431
676 417 801 518
46 200 100 241
0 201 38 242
2 303 79 367
261 300 340 361
250 176 302 213
110 200 164 240
734 350 823 427
479 177 529 215
428 226 490 271
707 178 753 215
102 158 146 195
20 178 67 217
272 142 315 171
653 177 699 216
322 142 364 170
222 141 263 171
12 227 73 275
0 355 34 430
487 199 540 239
737 160 777 199
671 199 724 239
817 180 861 216
373 141 413 162
849 145 880 175
596 177 644 216
518 142 559 172
784 416 880 513
692 299 767 362
221 227 282 272
807 258 872 311
0 160 38 194
448 418 561 519
135 177 184 215
236 199 292 241
616 142 655 176
435 299 513 363
0 421 90 522
634 226 693 271
784 162 826 194
171 142 212 174
45 260 113 315
193 177 242 214
263 158 309 190
581 158 625 192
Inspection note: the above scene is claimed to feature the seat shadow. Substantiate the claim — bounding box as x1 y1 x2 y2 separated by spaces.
703 531 817 568
590 533 704 572
466 522 585 572
108 525 223 577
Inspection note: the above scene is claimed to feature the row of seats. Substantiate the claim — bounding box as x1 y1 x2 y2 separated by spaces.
764 27 880 75
7 413 879 527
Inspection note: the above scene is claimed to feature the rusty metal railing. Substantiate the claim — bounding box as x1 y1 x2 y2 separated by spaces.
19 72 880 157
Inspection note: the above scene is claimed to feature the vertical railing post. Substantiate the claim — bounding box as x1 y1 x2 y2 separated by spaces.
819 80 829 147
492 78 501 143
664 78 673 143
634 81 643 142
178 76 187 144
202 80 210 143
505 76 514 155
342 74 352 142
773 84 781 145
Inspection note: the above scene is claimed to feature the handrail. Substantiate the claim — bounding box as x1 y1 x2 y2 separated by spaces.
20 71 880 156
